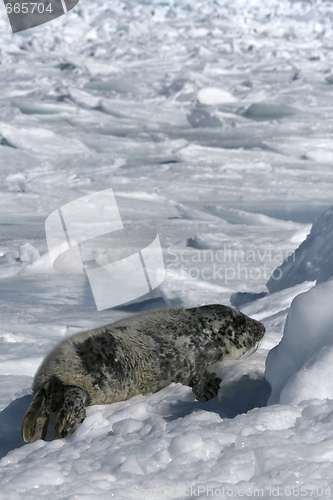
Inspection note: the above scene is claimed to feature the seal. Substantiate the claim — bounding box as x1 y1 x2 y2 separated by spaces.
21 304 265 442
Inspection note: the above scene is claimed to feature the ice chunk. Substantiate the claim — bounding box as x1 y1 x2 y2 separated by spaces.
197 87 237 105
242 103 299 121
206 205 295 228
169 433 203 457
187 108 222 128
19 243 40 263
266 281 333 404
68 88 101 109
267 207 333 292
176 203 219 221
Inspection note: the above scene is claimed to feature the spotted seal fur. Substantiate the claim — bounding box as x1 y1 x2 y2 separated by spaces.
21 304 265 442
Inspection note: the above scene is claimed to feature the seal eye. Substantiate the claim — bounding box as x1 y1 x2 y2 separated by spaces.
233 314 247 332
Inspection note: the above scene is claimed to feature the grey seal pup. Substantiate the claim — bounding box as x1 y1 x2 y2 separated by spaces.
22 304 265 442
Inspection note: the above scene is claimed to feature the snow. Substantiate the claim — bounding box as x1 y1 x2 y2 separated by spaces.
267 207 333 293
266 281 333 405
0 0 333 497
197 87 237 105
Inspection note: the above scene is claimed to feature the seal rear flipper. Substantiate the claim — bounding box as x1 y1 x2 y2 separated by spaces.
21 375 64 443
21 390 48 443
54 386 90 439
190 371 222 402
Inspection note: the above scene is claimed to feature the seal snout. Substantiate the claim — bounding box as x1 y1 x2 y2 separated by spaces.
251 317 265 337
237 312 265 352
258 319 266 340
246 316 266 353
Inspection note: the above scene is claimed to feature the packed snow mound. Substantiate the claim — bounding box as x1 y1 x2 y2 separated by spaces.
266 207 333 293
197 87 237 105
265 281 333 405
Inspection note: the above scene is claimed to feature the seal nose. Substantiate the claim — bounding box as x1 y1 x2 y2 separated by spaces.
256 320 266 342
248 317 265 341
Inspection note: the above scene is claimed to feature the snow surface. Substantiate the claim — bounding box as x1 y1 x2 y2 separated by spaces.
0 0 333 498
266 281 333 405
266 207 333 292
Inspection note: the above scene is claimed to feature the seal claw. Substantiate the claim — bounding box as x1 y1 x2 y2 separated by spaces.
191 371 222 402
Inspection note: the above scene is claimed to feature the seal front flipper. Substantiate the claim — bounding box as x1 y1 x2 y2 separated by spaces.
190 371 222 402
21 375 64 442
54 386 90 439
